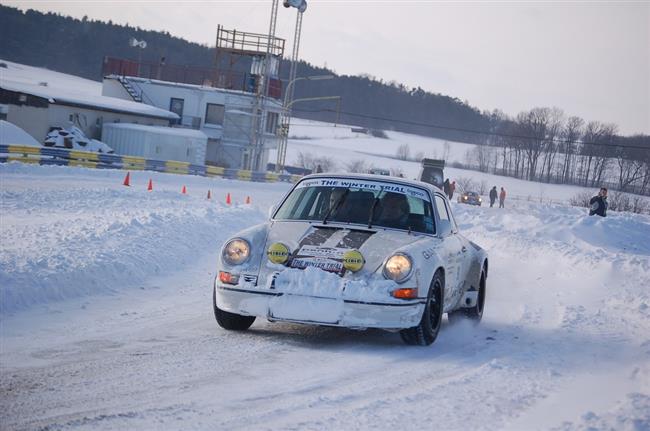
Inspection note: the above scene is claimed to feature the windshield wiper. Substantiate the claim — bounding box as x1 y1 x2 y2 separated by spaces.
322 189 350 225
367 196 380 228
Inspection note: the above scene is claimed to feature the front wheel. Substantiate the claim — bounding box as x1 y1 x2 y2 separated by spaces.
448 270 486 324
213 287 256 331
400 271 444 346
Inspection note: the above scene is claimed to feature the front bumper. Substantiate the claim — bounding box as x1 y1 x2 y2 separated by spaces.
214 283 425 330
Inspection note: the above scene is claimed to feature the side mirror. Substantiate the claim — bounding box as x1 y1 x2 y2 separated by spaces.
438 219 452 237
268 204 278 219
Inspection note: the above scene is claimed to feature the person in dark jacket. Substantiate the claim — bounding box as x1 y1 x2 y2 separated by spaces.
489 186 498 207
589 187 608 217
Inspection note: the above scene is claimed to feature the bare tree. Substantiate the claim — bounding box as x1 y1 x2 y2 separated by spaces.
455 176 477 193
561 116 584 183
396 144 411 161
443 141 451 161
345 159 368 173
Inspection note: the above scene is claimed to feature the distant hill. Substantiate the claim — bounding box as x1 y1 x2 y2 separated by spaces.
0 4 491 144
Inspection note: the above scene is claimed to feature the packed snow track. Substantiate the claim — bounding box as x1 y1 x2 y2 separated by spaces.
1 164 649 431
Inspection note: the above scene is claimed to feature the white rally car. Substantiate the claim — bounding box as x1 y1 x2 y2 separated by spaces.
213 174 488 345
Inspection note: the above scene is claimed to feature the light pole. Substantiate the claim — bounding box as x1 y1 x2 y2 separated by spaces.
275 75 334 172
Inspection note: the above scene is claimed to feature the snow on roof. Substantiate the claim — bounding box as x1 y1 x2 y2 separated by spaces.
0 120 41 146
108 75 283 109
0 59 178 120
103 122 208 139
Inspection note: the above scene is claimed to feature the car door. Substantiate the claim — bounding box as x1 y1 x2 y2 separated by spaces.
447 199 472 291
433 194 464 305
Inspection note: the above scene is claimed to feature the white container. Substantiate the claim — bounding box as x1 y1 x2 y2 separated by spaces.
101 123 208 165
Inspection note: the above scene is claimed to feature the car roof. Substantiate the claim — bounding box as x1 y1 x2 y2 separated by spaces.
299 172 443 195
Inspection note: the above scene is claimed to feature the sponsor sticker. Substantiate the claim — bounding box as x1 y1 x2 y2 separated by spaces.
298 245 347 259
296 178 430 202
291 257 344 273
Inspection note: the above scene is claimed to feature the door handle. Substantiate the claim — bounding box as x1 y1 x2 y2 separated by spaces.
461 246 467 253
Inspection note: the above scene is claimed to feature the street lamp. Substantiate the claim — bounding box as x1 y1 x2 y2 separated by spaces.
283 75 334 110
275 74 337 172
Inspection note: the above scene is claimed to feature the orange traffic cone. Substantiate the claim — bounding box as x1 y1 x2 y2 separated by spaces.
226 192 232 205
181 185 187 194
207 190 211 200
147 179 153 191
123 172 131 187
245 196 251 204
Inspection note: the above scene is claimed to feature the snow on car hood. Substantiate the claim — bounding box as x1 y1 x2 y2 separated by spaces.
263 220 431 277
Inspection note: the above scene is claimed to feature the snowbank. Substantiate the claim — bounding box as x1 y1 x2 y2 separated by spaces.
0 163 290 313
0 120 41 146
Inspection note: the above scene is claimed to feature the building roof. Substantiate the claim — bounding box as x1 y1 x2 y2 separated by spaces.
103 123 208 140
107 75 283 110
0 60 178 120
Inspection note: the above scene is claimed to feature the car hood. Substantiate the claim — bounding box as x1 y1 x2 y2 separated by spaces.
263 220 431 276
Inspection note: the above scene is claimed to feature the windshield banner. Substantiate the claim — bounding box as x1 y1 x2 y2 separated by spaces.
297 178 430 202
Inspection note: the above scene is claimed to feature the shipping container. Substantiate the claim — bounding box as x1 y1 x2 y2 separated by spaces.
102 123 208 164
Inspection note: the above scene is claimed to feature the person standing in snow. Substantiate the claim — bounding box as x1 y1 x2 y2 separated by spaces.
499 187 506 208
489 186 498 207
449 181 456 200
589 187 608 217
316 164 323 173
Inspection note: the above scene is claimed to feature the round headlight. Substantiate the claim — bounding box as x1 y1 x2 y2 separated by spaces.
222 238 250 266
383 253 413 283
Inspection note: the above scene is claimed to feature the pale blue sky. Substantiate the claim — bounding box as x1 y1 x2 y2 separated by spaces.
5 1 649 135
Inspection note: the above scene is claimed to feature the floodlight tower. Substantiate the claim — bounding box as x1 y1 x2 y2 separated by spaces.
274 0 308 172
248 0 280 171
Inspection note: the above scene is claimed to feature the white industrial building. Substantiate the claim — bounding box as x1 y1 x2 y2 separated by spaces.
102 75 282 170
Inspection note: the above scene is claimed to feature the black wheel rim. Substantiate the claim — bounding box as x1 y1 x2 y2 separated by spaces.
428 281 442 331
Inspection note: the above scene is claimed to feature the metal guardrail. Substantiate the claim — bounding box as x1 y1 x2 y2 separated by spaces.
0 145 302 183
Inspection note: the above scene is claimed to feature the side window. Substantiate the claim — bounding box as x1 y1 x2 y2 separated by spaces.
265 112 279 134
447 203 459 232
434 195 450 222
205 103 225 126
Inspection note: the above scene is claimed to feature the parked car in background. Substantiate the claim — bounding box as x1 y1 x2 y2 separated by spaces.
369 167 390 176
459 191 482 206
213 173 488 346
44 126 114 153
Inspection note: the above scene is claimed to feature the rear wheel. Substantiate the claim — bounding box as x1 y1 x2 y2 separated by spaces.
213 287 256 331
448 270 486 323
400 271 444 346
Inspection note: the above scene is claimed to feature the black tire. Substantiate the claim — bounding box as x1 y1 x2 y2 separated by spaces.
400 271 444 346
213 287 256 331
448 270 486 324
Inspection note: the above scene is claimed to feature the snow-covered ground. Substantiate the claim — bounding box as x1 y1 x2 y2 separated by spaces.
2 161 649 430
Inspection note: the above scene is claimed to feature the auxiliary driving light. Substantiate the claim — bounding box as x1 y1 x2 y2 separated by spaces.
267 242 290 264
342 249 365 272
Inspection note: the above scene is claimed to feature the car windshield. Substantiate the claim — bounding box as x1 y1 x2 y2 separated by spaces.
274 178 435 234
